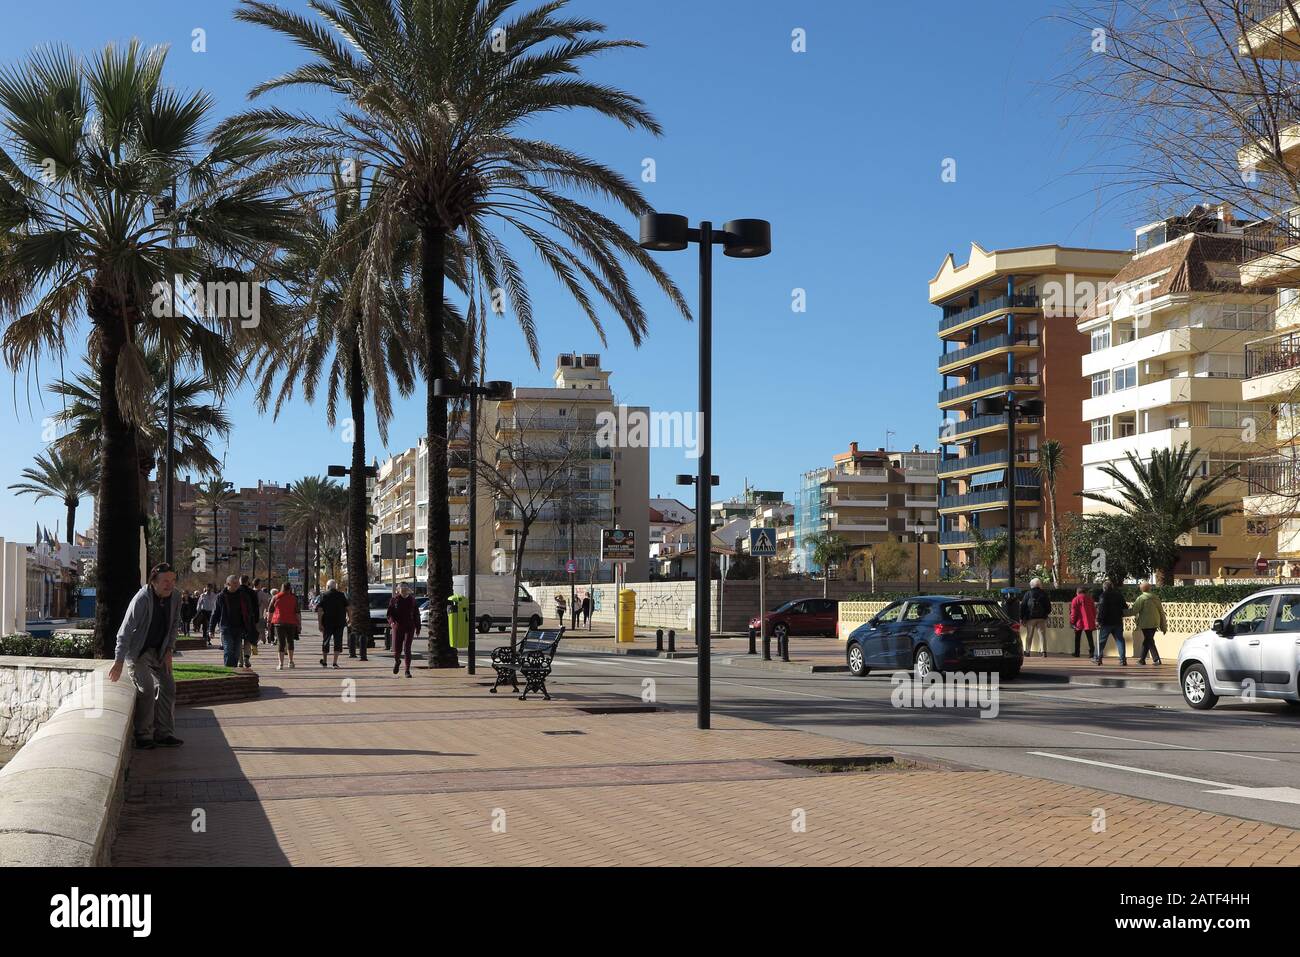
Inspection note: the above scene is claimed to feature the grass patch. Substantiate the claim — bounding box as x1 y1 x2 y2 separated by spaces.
780 756 925 774
173 663 236 681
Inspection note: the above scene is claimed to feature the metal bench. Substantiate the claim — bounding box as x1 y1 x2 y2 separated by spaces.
489 627 564 700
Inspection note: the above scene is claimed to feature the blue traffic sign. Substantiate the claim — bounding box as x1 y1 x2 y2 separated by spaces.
749 527 777 557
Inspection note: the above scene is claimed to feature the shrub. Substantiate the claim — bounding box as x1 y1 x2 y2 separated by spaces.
0 631 96 658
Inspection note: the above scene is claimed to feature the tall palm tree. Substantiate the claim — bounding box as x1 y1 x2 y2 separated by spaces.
193 477 239 578
805 533 851 598
283 476 339 595
226 0 690 668
1078 443 1241 585
0 41 296 655
967 527 1009 590
1036 440 1065 586
8 449 99 542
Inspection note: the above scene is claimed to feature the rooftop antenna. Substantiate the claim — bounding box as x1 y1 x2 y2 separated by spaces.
885 429 897 451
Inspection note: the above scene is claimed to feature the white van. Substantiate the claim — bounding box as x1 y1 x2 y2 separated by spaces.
452 575 543 633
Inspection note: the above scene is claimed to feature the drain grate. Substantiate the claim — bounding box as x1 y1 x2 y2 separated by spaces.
779 756 902 774
541 729 586 736
575 705 663 715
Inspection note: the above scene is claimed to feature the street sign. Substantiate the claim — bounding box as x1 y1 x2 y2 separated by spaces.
750 527 777 558
1257 557 1270 575
379 532 412 560
600 528 635 563
566 559 577 575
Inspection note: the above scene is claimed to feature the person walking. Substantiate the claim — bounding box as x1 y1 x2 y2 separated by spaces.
195 583 217 646
1019 578 1052 658
570 592 580 630
554 592 567 628
1131 582 1168 665
107 563 184 750
211 575 251 668
581 591 592 629
269 580 301 670
1068 585 1097 659
237 575 260 668
179 589 196 637
1095 580 1129 665
317 579 349 668
254 579 273 644
387 583 420 677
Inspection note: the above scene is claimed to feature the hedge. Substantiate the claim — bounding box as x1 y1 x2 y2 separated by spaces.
0 632 96 659
843 583 1277 605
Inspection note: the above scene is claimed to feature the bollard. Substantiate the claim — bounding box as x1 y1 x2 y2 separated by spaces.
762 627 771 661
656 628 664 653
748 626 756 655
667 629 676 653
780 632 790 663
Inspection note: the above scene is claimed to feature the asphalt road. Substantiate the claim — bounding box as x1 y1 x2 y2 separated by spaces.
514 649 1300 830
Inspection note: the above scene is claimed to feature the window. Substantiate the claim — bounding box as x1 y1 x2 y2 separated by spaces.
1198 518 1222 535
1208 403 1260 429
1248 518 1270 536
1190 560 1209 576
1226 596 1273 634
875 602 903 625
1218 301 1271 330
1090 373 1111 397
903 602 931 622
1117 418 1137 438
1091 418 1111 443
1112 365 1137 391
1090 328 1111 353
1205 353 1246 378
1275 595 1300 632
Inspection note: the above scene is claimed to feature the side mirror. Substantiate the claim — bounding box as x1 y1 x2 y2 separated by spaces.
1212 619 1232 637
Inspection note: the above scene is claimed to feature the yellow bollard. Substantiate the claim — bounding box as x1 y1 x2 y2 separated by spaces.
617 589 636 643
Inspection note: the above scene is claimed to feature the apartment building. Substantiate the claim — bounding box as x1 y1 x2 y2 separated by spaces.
1235 6 1300 562
1078 207 1277 580
162 477 294 582
933 242 1131 581
793 442 941 579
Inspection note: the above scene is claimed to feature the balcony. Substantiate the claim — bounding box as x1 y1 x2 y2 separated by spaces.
823 494 889 509
495 416 600 433
938 333 1038 375
939 527 1008 549
938 372 1040 410
1240 93 1300 170
939 482 1041 515
904 496 939 509
1241 220 1300 286
1244 337 1300 402
1082 374 1248 421
937 448 1039 479
940 413 1041 445
825 466 888 483
824 515 891 533
1239 0 1300 60
1244 457 1300 516
938 293 1040 336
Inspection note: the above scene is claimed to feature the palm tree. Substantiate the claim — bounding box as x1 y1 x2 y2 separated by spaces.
805 533 851 598
283 476 342 595
1036 440 1065 586
0 41 296 655
193 478 239 578
226 0 690 669
1078 443 1241 585
8 449 99 542
967 527 1009 590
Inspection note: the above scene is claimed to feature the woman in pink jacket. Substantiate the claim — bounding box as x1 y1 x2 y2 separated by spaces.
1068 586 1097 659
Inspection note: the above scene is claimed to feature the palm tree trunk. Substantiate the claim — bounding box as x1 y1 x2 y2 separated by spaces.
1047 486 1060 586
346 342 370 654
65 500 76 544
422 225 456 668
138 446 154 570
90 297 142 658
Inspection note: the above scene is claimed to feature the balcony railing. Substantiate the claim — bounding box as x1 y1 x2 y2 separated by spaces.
1244 94 1300 143
1245 0 1294 24
938 332 1038 370
939 293 1040 333
1247 458 1300 496
939 484 1041 512
938 372 1040 405
940 528 1008 546
937 448 1040 477
1245 337 1300 378
495 416 600 433
1242 218 1300 258
940 414 1042 443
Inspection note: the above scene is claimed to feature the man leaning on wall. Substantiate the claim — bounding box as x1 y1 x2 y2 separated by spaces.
108 562 184 750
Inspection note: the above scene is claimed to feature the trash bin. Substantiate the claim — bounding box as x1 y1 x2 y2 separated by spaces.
617 589 636 644
447 594 469 649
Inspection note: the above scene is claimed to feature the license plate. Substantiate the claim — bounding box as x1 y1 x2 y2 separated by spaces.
972 648 1002 657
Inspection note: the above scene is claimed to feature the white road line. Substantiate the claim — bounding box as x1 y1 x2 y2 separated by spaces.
1027 751 1233 788
1073 730 1279 762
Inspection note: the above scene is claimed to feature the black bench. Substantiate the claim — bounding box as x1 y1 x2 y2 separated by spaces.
489 628 564 700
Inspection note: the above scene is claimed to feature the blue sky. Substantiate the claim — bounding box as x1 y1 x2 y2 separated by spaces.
0 0 1139 542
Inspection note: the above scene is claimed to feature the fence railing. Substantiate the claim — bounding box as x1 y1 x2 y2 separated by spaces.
937 448 1039 477
939 372 1040 405
939 293 1040 333
938 332 1038 369
1245 337 1300 378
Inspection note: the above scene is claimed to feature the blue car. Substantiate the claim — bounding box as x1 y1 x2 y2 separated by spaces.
846 595 1023 680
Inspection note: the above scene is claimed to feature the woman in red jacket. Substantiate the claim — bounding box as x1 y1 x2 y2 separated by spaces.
1068 585 1097 659
269 581 302 671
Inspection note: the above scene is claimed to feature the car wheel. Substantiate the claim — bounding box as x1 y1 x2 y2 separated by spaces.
1182 663 1218 710
847 642 870 677
773 623 788 641
914 646 936 681
529 615 542 629
477 616 491 634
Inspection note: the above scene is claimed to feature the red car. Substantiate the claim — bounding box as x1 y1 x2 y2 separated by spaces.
749 598 839 641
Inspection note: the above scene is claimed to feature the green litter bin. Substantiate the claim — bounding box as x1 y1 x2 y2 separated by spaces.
447 594 469 649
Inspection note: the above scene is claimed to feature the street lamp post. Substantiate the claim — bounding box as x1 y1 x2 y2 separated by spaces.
258 523 284 584
246 536 266 582
642 212 771 731
973 394 1044 588
433 377 513 676
675 472 721 722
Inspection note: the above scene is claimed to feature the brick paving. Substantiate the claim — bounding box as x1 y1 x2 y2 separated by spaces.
112 628 1300 866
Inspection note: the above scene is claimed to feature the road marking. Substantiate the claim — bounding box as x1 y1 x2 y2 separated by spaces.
1027 751 1232 787
1072 730 1280 763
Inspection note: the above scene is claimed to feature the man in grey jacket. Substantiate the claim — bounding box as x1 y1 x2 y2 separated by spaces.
107 563 184 750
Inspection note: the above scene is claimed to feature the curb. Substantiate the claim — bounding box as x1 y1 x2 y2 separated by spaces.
175 673 261 706
1067 674 1180 693
719 656 848 674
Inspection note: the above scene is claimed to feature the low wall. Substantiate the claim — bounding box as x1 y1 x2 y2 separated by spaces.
0 659 135 866
838 600 1232 661
1 657 94 748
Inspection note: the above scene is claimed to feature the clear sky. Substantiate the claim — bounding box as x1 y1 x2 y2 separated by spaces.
0 0 1139 542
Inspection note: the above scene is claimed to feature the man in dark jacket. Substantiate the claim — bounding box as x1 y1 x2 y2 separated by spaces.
237 575 259 667
1095 581 1129 665
211 574 255 668
108 563 183 749
317 579 350 668
1019 578 1052 657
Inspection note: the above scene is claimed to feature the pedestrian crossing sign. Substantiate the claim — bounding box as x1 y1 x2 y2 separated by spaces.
750 527 777 557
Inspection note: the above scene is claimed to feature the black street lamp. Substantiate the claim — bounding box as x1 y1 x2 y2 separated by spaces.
973 394 1044 588
645 211 771 731
433 377 513 676
675 470 722 726
258 523 284 583
245 535 266 581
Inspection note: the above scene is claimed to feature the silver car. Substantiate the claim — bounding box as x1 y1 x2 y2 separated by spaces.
1178 587 1300 710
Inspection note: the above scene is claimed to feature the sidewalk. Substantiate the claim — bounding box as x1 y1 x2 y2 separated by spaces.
113 628 1298 866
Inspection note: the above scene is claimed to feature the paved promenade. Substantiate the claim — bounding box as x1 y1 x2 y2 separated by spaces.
112 626 1300 866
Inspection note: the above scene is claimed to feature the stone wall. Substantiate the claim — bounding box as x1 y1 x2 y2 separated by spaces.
0 658 94 748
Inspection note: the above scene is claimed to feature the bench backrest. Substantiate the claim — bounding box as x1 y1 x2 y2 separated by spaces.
519 627 563 659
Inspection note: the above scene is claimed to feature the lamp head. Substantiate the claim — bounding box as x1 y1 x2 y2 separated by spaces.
639 212 690 252
1016 398 1045 418
722 219 772 258
433 378 466 398
675 474 695 486
973 396 1006 417
327 465 347 477
484 380 513 400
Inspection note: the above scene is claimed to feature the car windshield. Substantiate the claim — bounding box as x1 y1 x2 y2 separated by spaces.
369 593 393 610
774 601 801 613
942 601 1008 622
